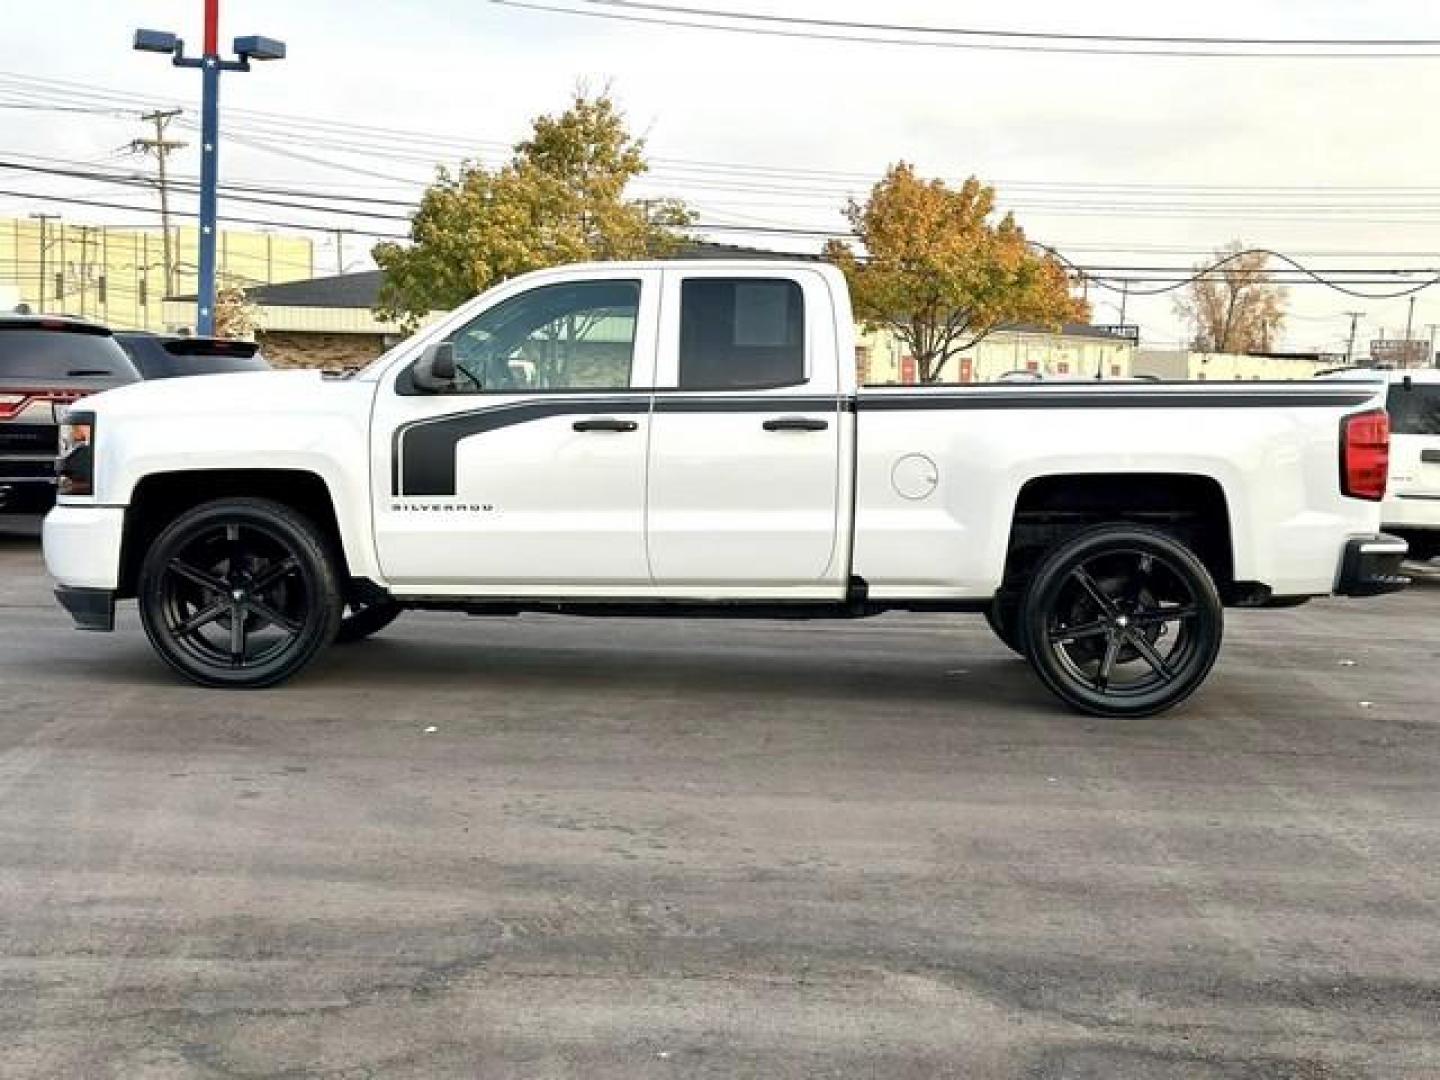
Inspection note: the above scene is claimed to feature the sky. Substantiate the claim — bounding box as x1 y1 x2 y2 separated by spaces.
4 0 1440 352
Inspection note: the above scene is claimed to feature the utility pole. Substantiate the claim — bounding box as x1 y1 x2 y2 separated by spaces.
1343 312 1366 366
1405 296 1416 343
331 228 351 276
132 108 186 300
28 212 60 314
134 5 286 335
75 225 98 319
1427 323 1439 368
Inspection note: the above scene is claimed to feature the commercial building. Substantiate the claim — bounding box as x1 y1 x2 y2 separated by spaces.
858 323 1137 384
0 216 314 332
1134 349 1342 381
170 270 436 370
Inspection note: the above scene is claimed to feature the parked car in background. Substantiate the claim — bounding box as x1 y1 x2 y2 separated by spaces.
1 316 139 515
114 333 268 380
1320 368 1440 562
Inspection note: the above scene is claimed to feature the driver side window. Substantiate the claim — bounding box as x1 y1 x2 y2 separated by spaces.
447 280 641 393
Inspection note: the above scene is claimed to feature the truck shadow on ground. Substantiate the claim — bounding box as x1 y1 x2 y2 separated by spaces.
301 627 1065 716
64 619 1057 716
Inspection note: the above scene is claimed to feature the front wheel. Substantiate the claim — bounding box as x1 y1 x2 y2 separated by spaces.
1020 526 1223 718
138 498 343 688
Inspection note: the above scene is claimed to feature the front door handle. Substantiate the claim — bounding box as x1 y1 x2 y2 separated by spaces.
763 416 829 432
572 417 639 433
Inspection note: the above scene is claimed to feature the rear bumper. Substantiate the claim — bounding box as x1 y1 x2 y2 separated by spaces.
55 586 115 632
1335 534 1410 597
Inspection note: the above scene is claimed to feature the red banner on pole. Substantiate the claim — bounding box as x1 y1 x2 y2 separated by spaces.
204 0 219 54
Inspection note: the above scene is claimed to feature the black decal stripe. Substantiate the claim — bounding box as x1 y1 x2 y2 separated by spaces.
395 398 649 496
392 395 846 496
857 391 1376 411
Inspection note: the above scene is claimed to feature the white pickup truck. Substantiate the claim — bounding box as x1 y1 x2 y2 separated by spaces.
44 260 1408 716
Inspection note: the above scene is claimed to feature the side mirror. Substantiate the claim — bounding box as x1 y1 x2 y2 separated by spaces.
412 341 457 392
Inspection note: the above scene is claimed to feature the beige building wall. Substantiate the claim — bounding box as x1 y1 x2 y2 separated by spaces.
1134 349 1335 381
0 217 313 332
859 326 1135 384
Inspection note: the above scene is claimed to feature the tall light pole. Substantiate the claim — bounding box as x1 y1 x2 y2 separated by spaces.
133 4 285 336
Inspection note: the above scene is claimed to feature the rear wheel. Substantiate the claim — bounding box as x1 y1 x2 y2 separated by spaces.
1020 525 1223 718
1402 534 1440 563
335 598 403 644
138 498 343 688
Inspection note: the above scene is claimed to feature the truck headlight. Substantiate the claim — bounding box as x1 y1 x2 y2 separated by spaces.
56 410 96 496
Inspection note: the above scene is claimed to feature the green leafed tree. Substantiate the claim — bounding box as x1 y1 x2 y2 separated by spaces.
374 93 692 326
825 163 1089 383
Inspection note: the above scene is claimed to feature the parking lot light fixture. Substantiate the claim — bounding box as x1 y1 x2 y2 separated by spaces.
132 2 285 336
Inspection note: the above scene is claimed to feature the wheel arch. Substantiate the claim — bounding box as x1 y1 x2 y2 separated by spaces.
119 469 358 598
1000 472 1243 604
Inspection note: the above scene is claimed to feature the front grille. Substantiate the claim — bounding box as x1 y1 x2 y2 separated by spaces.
0 459 57 481
0 423 59 455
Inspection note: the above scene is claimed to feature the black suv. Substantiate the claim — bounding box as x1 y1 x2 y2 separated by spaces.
114 332 268 380
0 317 139 515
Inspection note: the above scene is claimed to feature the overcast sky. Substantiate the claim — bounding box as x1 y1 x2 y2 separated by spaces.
5 0 1440 351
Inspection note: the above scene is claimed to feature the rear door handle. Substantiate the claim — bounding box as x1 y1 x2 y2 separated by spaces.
763 417 829 432
572 418 639 432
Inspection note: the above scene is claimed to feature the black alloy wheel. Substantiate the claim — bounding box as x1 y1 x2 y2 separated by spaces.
1020 526 1223 718
138 498 342 688
334 598 404 644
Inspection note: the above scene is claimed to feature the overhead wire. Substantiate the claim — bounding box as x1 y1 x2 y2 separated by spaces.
489 0 1440 58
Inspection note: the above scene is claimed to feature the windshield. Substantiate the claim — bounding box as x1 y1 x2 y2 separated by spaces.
0 329 139 381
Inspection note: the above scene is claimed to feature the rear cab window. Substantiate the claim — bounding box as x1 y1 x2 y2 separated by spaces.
1387 383 1440 436
0 326 138 382
118 336 267 379
678 279 805 391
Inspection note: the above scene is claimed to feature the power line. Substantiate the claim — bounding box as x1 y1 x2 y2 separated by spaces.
574 0 1440 49
0 188 409 240
490 0 1440 57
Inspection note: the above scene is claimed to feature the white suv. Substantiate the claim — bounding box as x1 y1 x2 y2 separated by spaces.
1321 368 1440 561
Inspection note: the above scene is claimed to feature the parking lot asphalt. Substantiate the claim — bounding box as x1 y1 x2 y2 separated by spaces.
1 518 1438 1079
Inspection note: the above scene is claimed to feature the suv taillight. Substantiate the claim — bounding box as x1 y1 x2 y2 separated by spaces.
1341 409 1389 501
0 389 88 420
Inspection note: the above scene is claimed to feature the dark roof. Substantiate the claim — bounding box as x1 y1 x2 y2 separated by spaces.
238 241 808 311
0 313 112 336
998 321 1134 340
673 239 818 261
245 270 387 309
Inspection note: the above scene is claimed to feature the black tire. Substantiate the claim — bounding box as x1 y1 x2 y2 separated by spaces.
984 594 1028 656
1019 525 1223 718
1405 535 1440 563
138 498 343 688
334 598 403 644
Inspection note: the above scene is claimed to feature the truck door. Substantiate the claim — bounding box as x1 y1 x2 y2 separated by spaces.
645 269 848 591
370 270 659 592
